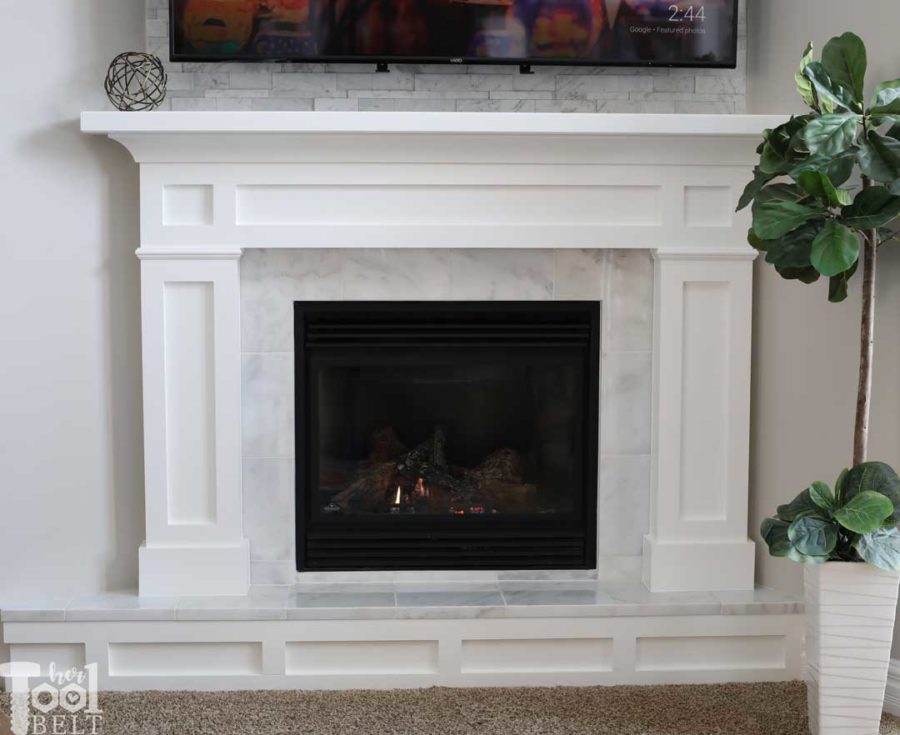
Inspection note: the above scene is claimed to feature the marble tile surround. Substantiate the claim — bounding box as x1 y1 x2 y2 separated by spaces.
240 249 653 585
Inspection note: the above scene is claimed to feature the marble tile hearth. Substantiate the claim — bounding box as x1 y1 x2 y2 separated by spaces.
1 577 802 624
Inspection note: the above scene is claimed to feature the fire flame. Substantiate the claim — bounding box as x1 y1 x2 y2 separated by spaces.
394 486 402 505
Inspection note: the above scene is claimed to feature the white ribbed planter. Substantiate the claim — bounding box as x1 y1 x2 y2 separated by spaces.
805 562 900 735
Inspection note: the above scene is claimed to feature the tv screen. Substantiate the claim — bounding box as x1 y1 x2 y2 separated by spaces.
171 0 738 68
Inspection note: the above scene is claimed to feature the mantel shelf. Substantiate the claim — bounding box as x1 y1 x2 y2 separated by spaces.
81 111 786 138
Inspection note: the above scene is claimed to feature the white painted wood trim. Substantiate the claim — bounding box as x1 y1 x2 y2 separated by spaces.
139 255 249 596
81 111 788 137
643 251 756 591
3 613 804 691
79 111 767 596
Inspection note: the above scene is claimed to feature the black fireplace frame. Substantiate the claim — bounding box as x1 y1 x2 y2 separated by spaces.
294 301 600 572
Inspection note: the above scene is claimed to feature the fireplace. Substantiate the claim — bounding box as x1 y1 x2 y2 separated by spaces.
295 301 600 571
79 112 763 596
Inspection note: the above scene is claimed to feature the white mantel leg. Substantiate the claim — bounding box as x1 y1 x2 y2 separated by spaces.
137 251 249 597
642 250 757 592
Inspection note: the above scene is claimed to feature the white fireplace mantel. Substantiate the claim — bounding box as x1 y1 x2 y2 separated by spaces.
81 111 783 597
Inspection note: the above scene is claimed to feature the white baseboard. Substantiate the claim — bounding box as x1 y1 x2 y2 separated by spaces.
884 659 900 716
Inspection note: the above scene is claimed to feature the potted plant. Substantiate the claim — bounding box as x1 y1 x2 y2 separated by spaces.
742 32 900 735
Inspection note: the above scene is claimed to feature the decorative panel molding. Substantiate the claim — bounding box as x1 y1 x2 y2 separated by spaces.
139 257 248 596
683 186 733 228
285 641 439 676
635 635 786 672
644 253 755 592
679 280 731 523
461 638 613 674
162 185 213 226
235 183 661 228
108 642 262 676
83 113 779 257
163 281 217 525
4 613 804 690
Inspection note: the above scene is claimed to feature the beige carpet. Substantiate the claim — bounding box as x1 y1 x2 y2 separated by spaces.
3 682 900 734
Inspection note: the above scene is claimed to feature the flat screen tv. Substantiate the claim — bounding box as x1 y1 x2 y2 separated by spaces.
170 0 739 68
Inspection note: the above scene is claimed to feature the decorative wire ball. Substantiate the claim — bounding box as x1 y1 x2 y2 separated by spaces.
105 52 167 111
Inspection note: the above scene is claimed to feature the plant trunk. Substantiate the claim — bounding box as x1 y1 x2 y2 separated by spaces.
853 176 878 466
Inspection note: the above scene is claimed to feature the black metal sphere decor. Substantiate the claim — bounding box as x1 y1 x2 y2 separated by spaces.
105 52 167 111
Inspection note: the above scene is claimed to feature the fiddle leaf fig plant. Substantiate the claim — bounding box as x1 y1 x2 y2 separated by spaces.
745 33 900 571
761 463 900 568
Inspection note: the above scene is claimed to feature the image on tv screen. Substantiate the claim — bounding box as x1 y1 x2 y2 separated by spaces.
171 0 738 67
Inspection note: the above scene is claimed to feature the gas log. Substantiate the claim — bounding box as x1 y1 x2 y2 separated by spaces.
329 426 535 514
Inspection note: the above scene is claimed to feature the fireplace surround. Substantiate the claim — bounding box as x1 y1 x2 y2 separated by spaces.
74 111 776 597
295 301 600 571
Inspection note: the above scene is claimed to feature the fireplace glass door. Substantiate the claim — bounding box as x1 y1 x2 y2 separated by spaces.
295 302 599 571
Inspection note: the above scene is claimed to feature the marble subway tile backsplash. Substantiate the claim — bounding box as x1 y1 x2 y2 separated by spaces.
239 249 653 583
145 1 746 114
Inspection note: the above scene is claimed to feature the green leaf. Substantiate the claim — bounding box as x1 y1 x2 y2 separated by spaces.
796 42 816 108
803 113 860 157
835 189 854 206
835 467 850 506
804 61 862 113
869 79 900 116
833 490 894 534
789 149 858 187
737 167 775 211
755 183 808 204
828 262 857 303
810 220 860 276
776 265 821 284
759 116 814 175
809 481 836 512
842 461 900 524
753 200 824 240
840 186 900 229
855 527 900 571
821 32 867 104
858 131 900 183
797 169 844 206
788 515 839 556
747 228 769 252
786 547 829 564
777 488 821 522
760 142 791 175
761 517 793 557
764 223 828 287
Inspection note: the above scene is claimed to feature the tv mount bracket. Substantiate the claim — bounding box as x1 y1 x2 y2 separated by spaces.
374 62 535 74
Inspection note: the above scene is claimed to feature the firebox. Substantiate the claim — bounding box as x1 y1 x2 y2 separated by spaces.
294 302 600 571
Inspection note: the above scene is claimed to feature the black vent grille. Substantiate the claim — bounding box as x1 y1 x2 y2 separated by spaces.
305 531 588 570
303 307 594 348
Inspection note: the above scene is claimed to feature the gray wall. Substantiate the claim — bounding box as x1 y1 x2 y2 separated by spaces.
0 1 144 603
145 0 747 113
